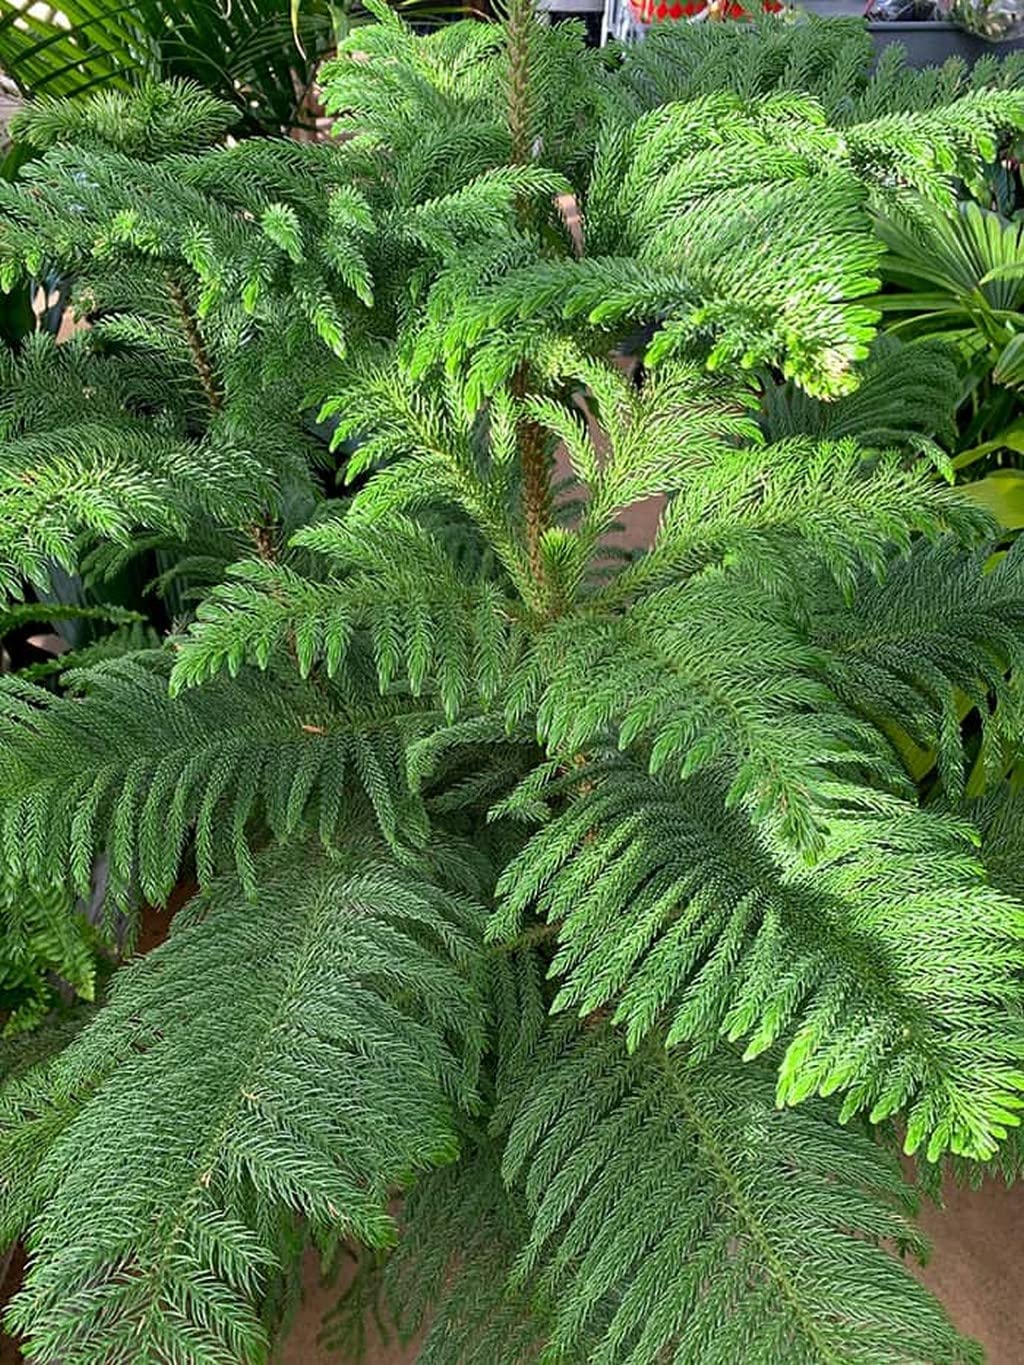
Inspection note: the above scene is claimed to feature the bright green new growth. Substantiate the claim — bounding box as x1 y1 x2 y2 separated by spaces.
1 9 1024 1362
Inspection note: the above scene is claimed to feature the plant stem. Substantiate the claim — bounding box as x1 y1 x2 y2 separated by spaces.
166 274 222 414
521 420 551 597
512 368 552 605
248 522 279 564
166 273 280 565
506 0 553 612
506 0 534 171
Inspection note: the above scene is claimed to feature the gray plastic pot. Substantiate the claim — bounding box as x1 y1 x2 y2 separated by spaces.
867 18 1024 64
800 2 1024 64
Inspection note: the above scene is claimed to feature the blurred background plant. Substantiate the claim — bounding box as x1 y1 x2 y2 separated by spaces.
942 0 1024 42
0 0 467 136
875 200 1024 517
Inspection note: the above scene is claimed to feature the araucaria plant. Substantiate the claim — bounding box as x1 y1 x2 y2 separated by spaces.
3 9 1024 1362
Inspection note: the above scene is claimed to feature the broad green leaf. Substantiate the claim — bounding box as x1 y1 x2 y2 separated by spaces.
962 469 1024 529
994 332 1024 389
952 418 1024 469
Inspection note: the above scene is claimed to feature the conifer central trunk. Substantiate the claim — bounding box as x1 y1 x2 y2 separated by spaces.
507 0 553 611
166 274 222 413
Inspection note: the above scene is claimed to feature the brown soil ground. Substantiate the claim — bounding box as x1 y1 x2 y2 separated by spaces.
911 1176 1024 1362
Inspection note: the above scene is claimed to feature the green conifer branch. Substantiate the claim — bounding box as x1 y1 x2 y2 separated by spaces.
0 19 1023 1362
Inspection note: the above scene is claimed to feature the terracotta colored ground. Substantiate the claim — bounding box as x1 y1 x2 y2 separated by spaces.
913 1178 1024 1362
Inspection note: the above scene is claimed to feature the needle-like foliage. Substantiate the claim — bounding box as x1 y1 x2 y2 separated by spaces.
0 869 96 1035
498 1024 983 1365
0 847 484 1364
0 82 375 598
2 8 1024 1362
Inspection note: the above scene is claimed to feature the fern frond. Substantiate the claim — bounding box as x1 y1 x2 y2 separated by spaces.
0 997 96 1084
323 11 607 200
492 754 1024 1162
0 870 98 1035
813 538 1024 798
0 439 184 599
321 366 532 594
758 336 961 469
9 78 237 157
416 81 1023 400
595 434 988 609
16 621 162 685
841 89 1024 203
508 449 993 854
615 15 1022 134
972 782 1024 900
613 16 875 116
0 332 295 598
0 845 483 1365
169 517 518 720
341 953 549 1363
509 591 899 854
372 1144 544 1365
0 600 142 637
0 655 430 904
432 140 884 398
500 1022 981 1364
395 165 572 259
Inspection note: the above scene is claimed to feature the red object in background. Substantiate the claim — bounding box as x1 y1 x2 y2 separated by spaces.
630 0 783 19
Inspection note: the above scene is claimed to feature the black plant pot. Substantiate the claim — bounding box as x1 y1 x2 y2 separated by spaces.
867 18 1024 65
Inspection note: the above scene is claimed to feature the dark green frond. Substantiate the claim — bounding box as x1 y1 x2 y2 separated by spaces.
376 1144 545 1365
972 782 1024 901
758 336 961 467
812 538 1024 798
0 870 98 1035
595 435 989 609
0 655 429 904
1 845 484 1364
501 1023 980 1364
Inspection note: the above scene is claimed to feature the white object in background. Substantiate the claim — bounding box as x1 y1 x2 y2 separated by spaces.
537 0 605 10
602 0 648 42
